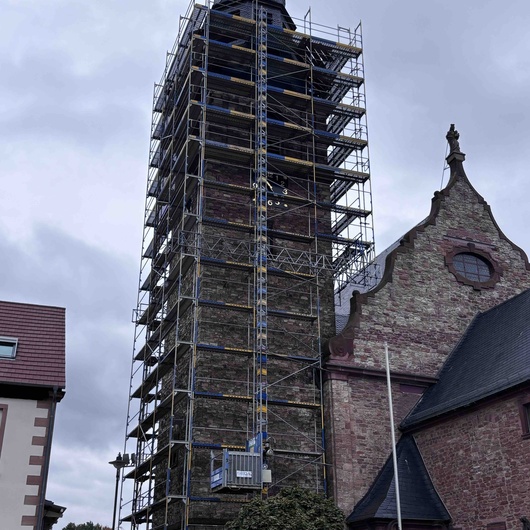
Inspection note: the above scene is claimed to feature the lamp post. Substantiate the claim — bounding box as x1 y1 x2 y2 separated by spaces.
109 453 127 530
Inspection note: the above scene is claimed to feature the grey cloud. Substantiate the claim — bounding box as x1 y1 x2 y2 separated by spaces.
0 50 151 149
0 99 146 150
0 224 135 449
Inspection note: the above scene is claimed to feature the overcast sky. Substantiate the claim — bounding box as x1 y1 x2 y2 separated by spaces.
2 0 530 526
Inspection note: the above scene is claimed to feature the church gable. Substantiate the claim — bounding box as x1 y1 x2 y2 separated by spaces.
326 125 530 377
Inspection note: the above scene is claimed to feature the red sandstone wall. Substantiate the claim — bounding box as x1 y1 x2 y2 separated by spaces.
415 390 530 530
325 376 425 511
339 176 530 376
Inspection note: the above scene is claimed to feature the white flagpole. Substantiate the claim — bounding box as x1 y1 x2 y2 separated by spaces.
385 342 402 530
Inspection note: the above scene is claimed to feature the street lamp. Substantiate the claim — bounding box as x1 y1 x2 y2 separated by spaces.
109 453 127 530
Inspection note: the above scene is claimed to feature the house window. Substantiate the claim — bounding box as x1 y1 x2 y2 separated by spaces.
0 337 17 359
452 252 492 282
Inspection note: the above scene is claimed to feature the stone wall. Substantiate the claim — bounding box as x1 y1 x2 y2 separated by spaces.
156 156 335 526
415 389 530 529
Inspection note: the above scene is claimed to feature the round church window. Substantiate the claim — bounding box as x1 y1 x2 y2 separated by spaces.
445 246 501 290
452 252 492 282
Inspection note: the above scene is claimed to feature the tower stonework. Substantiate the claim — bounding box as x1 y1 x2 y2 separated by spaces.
122 0 374 528
323 130 530 514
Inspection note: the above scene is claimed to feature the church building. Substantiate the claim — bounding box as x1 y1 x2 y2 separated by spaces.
325 125 530 529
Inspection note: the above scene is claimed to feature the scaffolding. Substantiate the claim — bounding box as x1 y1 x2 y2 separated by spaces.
121 0 375 528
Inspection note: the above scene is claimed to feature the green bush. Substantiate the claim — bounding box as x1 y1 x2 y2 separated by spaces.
62 522 111 530
225 487 344 530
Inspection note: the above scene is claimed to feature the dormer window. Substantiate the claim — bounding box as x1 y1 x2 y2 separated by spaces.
0 337 17 359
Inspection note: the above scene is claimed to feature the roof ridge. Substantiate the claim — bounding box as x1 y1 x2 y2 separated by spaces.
0 300 65 311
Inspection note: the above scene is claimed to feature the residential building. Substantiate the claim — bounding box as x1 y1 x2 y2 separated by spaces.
0 301 66 529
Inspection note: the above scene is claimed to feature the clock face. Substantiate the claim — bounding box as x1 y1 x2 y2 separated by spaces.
269 174 288 189
254 174 288 207
267 174 288 208
268 174 288 198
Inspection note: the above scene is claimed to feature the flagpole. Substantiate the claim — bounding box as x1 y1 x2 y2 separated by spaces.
385 342 402 530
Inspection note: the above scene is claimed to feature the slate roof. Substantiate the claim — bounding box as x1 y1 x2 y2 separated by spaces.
346 435 450 524
0 301 66 388
402 288 530 429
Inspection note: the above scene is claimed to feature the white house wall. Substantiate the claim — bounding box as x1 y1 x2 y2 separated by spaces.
0 397 50 529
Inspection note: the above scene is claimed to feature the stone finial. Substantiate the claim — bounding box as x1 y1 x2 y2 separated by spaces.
446 124 461 154
445 123 466 166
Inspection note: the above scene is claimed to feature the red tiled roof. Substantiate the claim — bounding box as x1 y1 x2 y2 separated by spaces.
0 301 65 389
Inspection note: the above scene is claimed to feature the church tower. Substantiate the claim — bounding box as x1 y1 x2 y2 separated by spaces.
122 0 374 527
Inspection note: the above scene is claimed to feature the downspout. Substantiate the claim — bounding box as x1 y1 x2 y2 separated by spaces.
36 386 59 530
